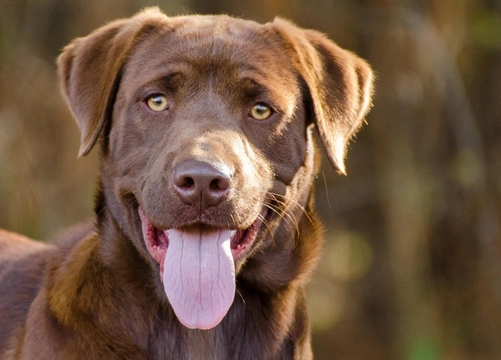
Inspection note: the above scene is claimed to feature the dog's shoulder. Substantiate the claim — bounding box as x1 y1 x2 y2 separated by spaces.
0 229 52 352
0 229 47 259
0 222 95 270
0 222 96 353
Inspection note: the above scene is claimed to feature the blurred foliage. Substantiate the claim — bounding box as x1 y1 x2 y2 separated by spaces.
472 9 501 49
1 0 501 359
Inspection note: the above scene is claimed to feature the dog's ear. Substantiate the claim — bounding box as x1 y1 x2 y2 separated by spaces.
272 19 374 174
57 7 166 157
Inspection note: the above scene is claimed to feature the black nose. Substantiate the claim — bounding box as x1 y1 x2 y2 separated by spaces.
173 159 232 208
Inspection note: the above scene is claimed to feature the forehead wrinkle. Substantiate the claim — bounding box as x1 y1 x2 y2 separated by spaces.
124 18 300 109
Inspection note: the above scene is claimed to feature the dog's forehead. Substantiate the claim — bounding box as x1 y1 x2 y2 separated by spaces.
123 15 298 94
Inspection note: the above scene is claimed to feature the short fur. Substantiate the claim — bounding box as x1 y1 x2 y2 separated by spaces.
0 8 373 359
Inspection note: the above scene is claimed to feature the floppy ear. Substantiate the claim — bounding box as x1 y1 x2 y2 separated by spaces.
57 7 167 157
272 19 374 174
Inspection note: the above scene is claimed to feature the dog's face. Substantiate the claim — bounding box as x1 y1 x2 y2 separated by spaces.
57 8 373 330
113 15 307 230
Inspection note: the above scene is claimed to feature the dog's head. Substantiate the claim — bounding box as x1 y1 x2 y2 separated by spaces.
57 8 373 330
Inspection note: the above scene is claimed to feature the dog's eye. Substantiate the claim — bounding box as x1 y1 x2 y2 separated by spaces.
249 103 272 121
146 95 169 112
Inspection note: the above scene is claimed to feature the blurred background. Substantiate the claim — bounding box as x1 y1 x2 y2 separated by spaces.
1 0 500 359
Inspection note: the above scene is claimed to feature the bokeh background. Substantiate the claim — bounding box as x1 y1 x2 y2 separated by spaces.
1 0 500 359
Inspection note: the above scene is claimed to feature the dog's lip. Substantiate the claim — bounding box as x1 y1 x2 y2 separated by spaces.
138 207 169 271
138 207 267 263
230 210 266 260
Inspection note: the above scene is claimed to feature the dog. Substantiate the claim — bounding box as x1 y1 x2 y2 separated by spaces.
0 7 373 359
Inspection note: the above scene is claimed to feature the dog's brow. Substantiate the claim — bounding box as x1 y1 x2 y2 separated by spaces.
136 73 184 93
158 73 184 87
240 78 263 95
238 77 289 113
239 79 272 101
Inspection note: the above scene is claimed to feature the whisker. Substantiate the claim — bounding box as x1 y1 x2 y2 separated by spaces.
268 191 315 226
266 193 302 231
264 201 299 237
259 206 276 247
235 286 246 306
321 170 331 208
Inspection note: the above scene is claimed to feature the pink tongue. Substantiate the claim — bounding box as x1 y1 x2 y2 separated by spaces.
162 228 236 330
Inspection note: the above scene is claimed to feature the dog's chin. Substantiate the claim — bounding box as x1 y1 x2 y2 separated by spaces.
137 207 266 330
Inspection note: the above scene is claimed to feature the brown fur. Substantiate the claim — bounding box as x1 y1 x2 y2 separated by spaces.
0 8 373 359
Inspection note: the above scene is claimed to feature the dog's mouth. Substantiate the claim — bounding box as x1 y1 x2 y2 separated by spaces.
138 207 265 330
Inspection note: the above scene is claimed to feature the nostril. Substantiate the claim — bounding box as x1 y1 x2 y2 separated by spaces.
175 176 195 189
210 177 230 192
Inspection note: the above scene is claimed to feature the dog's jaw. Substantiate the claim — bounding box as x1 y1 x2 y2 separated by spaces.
138 206 266 329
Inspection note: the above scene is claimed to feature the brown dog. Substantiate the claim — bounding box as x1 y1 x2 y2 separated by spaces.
0 7 373 359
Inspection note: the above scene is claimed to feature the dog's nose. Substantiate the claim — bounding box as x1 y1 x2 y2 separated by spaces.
173 160 231 208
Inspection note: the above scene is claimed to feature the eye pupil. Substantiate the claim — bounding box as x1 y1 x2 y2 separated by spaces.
255 105 266 114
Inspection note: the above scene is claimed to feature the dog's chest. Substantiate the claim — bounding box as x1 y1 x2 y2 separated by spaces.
149 328 228 360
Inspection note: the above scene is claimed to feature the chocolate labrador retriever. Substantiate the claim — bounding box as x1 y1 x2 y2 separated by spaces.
0 7 373 359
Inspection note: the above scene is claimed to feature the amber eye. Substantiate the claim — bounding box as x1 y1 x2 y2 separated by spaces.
146 94 169 112
249 103 272 121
